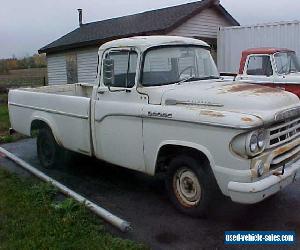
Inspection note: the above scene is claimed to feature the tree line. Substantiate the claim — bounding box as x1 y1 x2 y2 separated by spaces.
0 54 47 74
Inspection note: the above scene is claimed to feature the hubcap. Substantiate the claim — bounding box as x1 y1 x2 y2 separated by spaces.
173 167 202 207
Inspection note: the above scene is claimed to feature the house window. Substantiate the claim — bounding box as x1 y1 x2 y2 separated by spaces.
66 53 78 83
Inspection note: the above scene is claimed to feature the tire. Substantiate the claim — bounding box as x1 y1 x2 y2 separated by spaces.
37 128 64 169
165 154 217 217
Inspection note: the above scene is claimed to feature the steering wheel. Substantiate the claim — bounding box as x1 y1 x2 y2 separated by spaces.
179 66 196 78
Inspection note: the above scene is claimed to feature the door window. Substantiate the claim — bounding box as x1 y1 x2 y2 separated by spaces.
246 55 273 76
105 51 138 88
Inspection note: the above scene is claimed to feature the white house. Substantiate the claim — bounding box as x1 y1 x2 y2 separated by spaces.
39 0 239 84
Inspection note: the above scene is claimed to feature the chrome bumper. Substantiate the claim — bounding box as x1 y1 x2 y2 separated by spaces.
228 158 300 204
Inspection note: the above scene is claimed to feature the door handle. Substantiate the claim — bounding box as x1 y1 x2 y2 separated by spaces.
97 89 106 94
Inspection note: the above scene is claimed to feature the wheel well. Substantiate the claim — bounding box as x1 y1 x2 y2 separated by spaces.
30 120 50 136
155 145 210 174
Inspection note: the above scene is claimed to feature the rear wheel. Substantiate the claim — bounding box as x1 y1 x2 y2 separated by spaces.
165 154 217 217
37 128 64 169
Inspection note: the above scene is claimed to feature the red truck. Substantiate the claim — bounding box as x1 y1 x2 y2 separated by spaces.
224 48 300 97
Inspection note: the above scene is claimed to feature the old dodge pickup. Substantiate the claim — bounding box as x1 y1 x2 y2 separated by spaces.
8 36 300 216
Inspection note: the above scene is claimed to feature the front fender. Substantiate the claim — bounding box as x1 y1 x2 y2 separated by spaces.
153 140 216 174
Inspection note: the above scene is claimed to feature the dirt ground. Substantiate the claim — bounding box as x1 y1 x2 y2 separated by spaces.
0 138 299 250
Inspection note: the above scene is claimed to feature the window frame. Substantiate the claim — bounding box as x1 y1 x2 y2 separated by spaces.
101 48 139 89
244 54 274 77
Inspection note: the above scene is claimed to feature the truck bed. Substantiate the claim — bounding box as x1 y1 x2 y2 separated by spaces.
8 83 94 155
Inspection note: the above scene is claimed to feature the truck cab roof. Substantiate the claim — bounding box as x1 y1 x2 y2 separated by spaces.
239 47 295 74
242 47 294 56
99 36 210 52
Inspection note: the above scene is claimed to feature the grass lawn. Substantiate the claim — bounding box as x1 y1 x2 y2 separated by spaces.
0 93 24 143
0 168 145 250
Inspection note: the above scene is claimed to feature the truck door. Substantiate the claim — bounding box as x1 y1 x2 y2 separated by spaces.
239 55 274 87
92 49 147 171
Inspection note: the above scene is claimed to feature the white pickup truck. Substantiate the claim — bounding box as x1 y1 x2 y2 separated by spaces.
8 36 300 216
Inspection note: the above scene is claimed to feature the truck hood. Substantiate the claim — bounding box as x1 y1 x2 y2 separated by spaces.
285 72 300 84
156 81 300 127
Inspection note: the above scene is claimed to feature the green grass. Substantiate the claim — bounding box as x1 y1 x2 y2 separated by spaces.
0 168 146 250
0 101 9 132
0 77 45 86
0 93 25 143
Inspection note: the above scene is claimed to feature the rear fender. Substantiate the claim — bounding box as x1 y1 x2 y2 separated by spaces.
30 111 61 146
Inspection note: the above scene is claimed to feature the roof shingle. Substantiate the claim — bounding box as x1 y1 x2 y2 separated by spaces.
39 0 239 54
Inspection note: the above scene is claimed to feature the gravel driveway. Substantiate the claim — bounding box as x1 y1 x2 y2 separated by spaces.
0 138 299 250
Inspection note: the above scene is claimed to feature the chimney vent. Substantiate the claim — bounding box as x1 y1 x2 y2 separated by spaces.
77 9 83 27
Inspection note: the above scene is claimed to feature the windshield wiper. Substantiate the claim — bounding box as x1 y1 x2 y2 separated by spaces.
176 76 199 84
164 76 220 86
197 76 220 80
176 76 220 84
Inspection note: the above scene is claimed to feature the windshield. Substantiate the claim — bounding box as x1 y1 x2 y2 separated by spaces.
274 52 300 74
142 46 219 86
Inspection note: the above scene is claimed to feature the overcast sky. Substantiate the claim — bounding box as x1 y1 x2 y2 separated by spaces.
1 0 299 59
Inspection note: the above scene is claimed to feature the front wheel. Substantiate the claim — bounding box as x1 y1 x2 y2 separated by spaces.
165 155 217 217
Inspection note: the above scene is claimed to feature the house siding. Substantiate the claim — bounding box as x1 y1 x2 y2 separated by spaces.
168 8 232 38
77 48 99 83
47 48 99 85
47 54 67 84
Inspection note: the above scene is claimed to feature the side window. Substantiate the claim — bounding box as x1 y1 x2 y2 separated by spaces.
105 51 137 88
246 55 273 76
66 53 78 84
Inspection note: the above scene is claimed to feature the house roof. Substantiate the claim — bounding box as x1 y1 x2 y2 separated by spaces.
39 0 239 54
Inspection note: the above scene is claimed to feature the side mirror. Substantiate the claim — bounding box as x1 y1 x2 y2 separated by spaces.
103 59 114 86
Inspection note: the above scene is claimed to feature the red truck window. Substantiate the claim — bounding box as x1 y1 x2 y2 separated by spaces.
247 56 273 76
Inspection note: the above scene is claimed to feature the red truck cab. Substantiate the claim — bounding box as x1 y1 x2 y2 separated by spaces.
236 48 300 97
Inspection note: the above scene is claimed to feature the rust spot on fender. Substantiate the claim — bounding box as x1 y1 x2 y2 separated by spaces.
200 110 225 118
221 83 282 95
241 117 253 123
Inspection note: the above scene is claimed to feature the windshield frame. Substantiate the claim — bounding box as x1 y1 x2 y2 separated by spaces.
139 44 217 87
273 51 300 75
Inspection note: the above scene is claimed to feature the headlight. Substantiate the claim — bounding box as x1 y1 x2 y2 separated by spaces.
257 131 266 149
246 130 267 156
250 134 258 152
231 129 267 158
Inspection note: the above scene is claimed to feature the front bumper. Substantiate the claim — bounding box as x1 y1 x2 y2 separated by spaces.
228 158 300 204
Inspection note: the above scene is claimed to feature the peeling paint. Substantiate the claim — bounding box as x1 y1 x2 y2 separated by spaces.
200 110 225 118
241 117 253 123
274 144 295 155
220 83 282 95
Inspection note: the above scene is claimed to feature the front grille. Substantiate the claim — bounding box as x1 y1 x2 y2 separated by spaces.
268 117 300 148
270 145 300 170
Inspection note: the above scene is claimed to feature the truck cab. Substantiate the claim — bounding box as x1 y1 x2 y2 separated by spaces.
236 48 300 97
